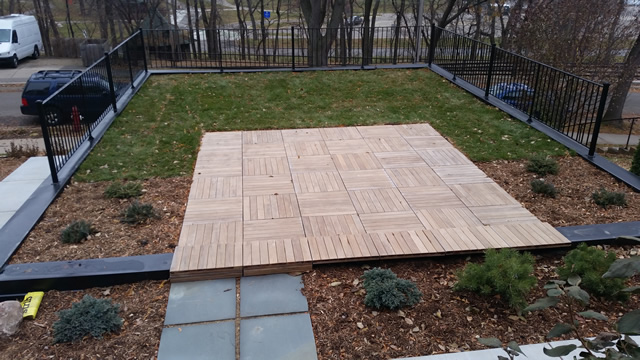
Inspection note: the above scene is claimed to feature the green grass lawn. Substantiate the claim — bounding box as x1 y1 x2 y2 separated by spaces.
76 69 569 182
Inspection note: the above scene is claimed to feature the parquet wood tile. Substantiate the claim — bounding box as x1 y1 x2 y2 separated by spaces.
183 198 243 224
302 214 366 237
359 211 425 232
243 193 300 220
451 183 521 207
243 157 290 176
469 205 538 225
243 218 305 242
332 153 382 171
243 130 283 144
201 132 242 149
189 177 243 199
289 155 337 173
404 136 453 149
349 188 411 214
284 141 329 157
339 169 394 190
178 221 243 247
417 148 474 167
386 167 444 187
243 175 295 196
324 139 371 154
396 123 440 137
399 186 465 209
357 125 402 138
432 165 492 185
243 143 286 158
415 208 483 230
319 127 363 140
194 158 242 177
297 191 356 216
292 171 345 193
281 128 324 142
375 151 426 168
365 137 412 152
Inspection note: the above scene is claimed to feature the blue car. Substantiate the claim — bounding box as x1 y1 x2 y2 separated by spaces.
489 82 535 113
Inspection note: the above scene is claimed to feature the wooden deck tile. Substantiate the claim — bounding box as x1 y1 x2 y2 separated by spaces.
281 128 323 142
365 137 412 152
297 191 356 216
466 226 511 249
292 171 345 193
408 230 446 253
404 136 453 149
349 188 411 214
451 183 521 207
359 211 425 232
243 175 295 196
469 205 538 225
386 167 444 187
284 141 329 157
243 143 286 158
432 165 491 185
183 198 243 224
332 153 382 171
194 158 242 177
243 157 290 176
399 186 465 209
375 151 426 168
197 150 242 160
189 177 242 199
417 148 474 167
178 221 243 246
357 125 402 138
340 169 394 190
319 127 363 140
244 218 305 242
415 208 483 230
243 130 283 144
243 193 300 220
289 155 337 173
396 123 440 137
325 139 371 154
201 132 242 149
302 214 365 236
432 227 486 252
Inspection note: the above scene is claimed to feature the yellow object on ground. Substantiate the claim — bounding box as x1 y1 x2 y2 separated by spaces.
21 292 44 319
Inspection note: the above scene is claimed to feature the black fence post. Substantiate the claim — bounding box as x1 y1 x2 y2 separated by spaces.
125 40 135 90
291 26 295 70
218 30 223 73
626 118 636 149
138 29 148 73
427 23 435 67
484 43 496 99
37 100 59 184
527 62 541 123
588 82 610 157
104 52 118 114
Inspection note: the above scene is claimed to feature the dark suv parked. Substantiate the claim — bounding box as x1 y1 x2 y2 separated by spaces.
21 70 113 125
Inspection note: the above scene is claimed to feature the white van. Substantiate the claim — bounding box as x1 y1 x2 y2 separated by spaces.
0 14 43 68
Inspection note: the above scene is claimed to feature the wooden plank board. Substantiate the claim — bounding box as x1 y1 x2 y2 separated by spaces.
324 139 371 154
404 136 452 149
183 198 243 224
297 191 356 216
396 123 440 137
244 218 305 242
399 186 465 209
417 148 474 167
289 155 337 173
450 183 521 207
415 208 482 230
302 214 365 237
292 171 345 193
243 157 290 176
374 151 426 168
359 212 425 233
332 153 382 171
365 137 412 152
431 165 491 185
281 128 323 142
349 188 411 214
469 205 538 225
386 167 444 187
339 169 394 190
284 141 329 157
319 127 362 140
243 174 295 196
243 193 300 220
357 125 402 138
189 177 243 199
242 130 283 144
243 143 286 158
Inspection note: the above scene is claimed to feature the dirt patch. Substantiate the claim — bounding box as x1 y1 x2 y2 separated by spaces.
9 177 191 264
303 247 640 360
0 156 28 181
477 156 640 227
0 280 168 359
0 126 42 140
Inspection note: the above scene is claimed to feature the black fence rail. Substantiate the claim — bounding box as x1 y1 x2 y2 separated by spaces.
143 25 429 70
596 117 640 149
39 30 147 183
430 26 608 155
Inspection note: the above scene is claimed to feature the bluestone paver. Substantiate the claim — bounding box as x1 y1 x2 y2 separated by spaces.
2 157 49 181
157 321 235 360
240 313 317 360
240 274 308 317
164 279 236 325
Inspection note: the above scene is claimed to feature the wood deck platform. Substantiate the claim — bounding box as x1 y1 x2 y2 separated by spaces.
170 124 570 281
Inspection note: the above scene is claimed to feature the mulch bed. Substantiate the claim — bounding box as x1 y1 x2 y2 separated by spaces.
0 280 169 359
9 177 190 264
303 246 640 360
0 156 27 181
477 156 640 227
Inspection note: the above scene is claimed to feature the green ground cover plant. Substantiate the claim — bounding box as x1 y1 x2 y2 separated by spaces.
530 179 558 197
53 295 123 343
76 70 567 182
362 267 422 310
526 155 559 176
592 188 628 209
104 181 143 199
120 201 158 224
60 220 93 244
631 141 640 176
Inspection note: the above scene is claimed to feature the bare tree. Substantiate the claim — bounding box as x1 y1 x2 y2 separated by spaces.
300 0 346 66
604 32 640 121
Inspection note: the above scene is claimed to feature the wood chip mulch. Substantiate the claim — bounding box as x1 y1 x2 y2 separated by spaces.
476 156 640 227
303 248 640 360
0 280 169 359
8 177 191 264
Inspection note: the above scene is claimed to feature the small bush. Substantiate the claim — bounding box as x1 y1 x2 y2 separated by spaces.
454 248 536 311
121 201 158 224
526 155 559 176
556 243 628 301
530 179 557 197
5 142 40 158
592 188 627 209
362 268 422 310
53 295 123 343
60 220 93 244
631 141 640 176
104 182 143 199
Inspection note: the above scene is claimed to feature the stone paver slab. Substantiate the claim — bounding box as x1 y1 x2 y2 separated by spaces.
158 321 235 360
240 274 308 317
164 279 236 325
240 313 317 360
2 157 50 182
0 180 46 212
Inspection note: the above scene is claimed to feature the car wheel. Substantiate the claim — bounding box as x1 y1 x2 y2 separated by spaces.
32 47 40 59
10 54 18 68
43 107 62 126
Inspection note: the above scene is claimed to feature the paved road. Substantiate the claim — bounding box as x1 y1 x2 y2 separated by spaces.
0 90 39 126
624 91 640 116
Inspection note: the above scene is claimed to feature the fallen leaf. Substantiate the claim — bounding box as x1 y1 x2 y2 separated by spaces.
330 281 342 287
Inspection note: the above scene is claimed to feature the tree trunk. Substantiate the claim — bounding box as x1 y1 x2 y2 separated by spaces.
603 32 640 124
106 1 117 45
32 0 52 55
260 0 267 62
43 0 59 39
300 0 345 67
65 0 75 39
206 0 219 61
186 0 197 54
273 0 281 61
78 0 85 16
234 0 247 59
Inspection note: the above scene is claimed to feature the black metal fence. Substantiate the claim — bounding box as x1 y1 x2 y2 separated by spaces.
429 26 609 155
39 30 147 183
597 117 640 149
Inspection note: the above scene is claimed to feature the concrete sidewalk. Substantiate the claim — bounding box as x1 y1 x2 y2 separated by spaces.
0 157 50 229
598 132 640 147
